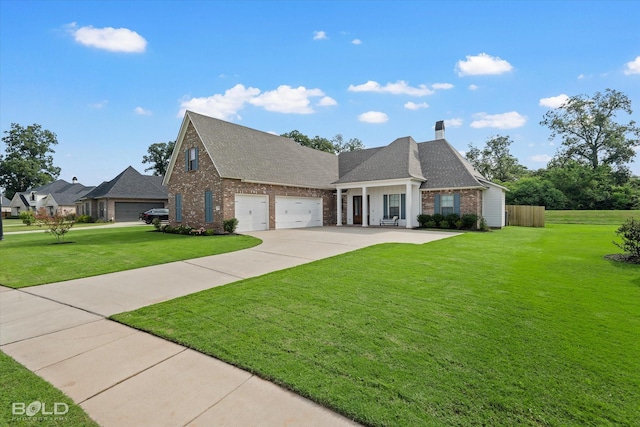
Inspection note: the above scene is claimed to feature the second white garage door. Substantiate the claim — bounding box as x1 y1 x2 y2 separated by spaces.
275 196 323 229
235 194 268 232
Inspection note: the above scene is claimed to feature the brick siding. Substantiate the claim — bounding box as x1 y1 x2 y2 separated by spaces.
421 188 483 217
167 122 336 231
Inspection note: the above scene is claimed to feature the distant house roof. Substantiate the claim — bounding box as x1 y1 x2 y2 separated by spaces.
1 195 10 207
30 180 94 196
167 111 339 189
10 179 95 208
79 166 167 201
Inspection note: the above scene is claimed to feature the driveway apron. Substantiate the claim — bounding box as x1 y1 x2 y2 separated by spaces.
1 227 455 426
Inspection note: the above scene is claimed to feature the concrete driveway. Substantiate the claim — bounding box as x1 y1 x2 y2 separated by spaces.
1 227 456 426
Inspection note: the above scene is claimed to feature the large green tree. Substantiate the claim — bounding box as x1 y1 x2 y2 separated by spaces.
281 130 336 153
465 135 528 182
540 89 640 171
332 134 365 153
142 141 175 176
0 123 61 200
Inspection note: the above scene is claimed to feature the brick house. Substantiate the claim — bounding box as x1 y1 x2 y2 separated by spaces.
163 111 506 232
9 179 94 216
75 166 168 222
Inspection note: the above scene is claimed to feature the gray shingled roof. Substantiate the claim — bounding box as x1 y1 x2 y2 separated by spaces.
417 139 486 189
186 111 338 189
30 179 93 195
334 136 426 184
79 166 167 200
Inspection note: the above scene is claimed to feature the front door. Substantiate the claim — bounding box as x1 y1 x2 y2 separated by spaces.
353 196 362 224
353 195 369 225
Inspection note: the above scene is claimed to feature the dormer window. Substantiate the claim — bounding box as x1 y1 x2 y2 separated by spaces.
30 191 36 201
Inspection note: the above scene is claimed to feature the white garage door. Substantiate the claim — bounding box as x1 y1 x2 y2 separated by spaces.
234 194 268 232
275 196 323 229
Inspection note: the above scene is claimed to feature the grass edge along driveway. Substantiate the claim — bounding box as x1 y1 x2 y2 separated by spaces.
0 351 99 426
0 227 261 288
113 225 640 427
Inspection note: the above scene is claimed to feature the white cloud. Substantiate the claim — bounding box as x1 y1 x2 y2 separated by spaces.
249 85 327 114
455 53 513 76
624 56 640 75
317 96 337 106
470 111 527 129
351 39 362 45
404 101 429 110
134 106 152 116
469 84 479 90
313 30 327 40
445 118 463 127
348 80 433 96
66 22 147 53
179 84 260 119
577 74 586 79
179 84 333 118
89 100 108 109
530 154 552 163
358 111 388 123
431 83 454 90
539 94 569 109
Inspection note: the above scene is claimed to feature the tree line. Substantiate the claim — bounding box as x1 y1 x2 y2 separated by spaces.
2 88 638 210
466 89 640 210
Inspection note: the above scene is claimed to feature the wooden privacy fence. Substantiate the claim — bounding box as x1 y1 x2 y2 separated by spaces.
506 205 545 227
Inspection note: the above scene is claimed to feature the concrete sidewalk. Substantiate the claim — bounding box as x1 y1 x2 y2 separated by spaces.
1 227 456 426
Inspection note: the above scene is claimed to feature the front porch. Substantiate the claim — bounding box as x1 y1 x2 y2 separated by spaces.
335 179 422 229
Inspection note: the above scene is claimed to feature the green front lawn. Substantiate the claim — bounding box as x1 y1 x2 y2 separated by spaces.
0 351 99 426
1 218 113 232
0 227 261 288
113 225 640 426
546 209 640 225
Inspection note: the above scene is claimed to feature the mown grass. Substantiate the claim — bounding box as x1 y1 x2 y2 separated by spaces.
0 227 261 288
0 351 99 426
113 224 640 426
546 209 640 225
1 218 117 231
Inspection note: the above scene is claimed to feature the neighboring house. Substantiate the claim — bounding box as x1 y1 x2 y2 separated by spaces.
76 166 168 222
164 111 506 233
9 179 94 216
1 195 11 217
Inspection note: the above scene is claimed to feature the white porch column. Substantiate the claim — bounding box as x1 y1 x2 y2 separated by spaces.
405 182 413 228
362 186 368 227
336 188 342 226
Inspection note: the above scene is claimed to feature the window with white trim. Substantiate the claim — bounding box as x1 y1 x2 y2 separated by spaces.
186 147 198 171
440 194 454 215
388 194 400 218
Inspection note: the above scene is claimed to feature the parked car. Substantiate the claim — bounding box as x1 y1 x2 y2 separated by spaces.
140 208 169 224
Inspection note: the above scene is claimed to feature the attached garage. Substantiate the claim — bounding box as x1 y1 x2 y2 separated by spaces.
235 194 268 232
275 196 323 229
115 202 165 222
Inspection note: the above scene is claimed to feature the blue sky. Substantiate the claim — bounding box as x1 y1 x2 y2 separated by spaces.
1 0 639 186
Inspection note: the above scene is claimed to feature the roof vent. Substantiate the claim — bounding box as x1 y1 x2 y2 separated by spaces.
435 120 445 140
72 177 78 184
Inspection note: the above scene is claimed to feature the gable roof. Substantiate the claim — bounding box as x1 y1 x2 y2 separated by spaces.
335 136 426 184
166 111 338 189
29 179 93 196
79 166 167 201
417 139 486 189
